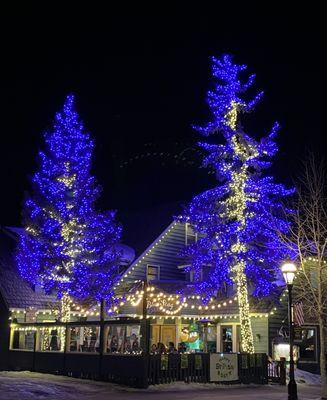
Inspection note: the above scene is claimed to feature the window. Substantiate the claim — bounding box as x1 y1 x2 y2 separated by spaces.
38 327 65 351
147 265 160 282
185 223 197 245
295 327 317 361
68 326 100 352
105 324 141 354
11 329 35 351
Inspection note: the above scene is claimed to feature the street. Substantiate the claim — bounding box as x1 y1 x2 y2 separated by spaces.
0 371 321 400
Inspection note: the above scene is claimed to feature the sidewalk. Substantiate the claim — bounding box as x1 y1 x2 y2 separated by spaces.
0 371 322 400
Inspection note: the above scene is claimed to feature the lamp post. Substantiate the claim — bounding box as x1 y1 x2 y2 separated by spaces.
281 262 298 400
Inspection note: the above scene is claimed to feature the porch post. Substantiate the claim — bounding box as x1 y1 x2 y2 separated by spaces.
141 280 150 389
32 329 37 372
98 298 105 378
216 323 221 352
141 280 150 355
63 322 68 374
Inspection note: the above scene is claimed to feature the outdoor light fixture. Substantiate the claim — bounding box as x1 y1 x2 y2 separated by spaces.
281 262 297 285
281 261 298 400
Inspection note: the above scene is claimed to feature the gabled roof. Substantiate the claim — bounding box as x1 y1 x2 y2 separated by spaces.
0 227 57 310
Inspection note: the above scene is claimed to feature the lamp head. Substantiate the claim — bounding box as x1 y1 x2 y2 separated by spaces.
281 262 297 285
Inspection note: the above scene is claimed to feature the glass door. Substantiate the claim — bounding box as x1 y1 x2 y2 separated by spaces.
221 326 233 353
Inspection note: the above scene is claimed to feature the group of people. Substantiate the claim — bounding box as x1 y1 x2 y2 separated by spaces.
108 333 140 353
150 341 187 354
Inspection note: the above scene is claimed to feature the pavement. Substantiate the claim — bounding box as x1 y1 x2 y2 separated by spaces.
0 371 322 400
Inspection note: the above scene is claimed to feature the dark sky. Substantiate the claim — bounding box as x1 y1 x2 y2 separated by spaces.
0 10 325 227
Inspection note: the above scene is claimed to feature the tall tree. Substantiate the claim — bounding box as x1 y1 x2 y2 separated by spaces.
16 95 122 320
280 155 327 399
182 55 293 352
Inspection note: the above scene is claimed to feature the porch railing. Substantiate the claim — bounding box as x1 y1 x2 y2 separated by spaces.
268 358 287 385
6 321 286 388
7 350 286 388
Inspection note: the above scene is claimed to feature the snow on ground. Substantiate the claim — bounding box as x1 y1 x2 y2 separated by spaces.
295 368 321 386
0 370 322 400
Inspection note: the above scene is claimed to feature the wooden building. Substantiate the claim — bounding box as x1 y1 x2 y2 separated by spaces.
0 206 321 372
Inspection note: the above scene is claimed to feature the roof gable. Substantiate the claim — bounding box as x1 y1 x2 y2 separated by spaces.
115 220 187 291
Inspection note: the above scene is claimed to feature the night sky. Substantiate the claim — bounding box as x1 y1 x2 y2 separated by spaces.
0 10 325 227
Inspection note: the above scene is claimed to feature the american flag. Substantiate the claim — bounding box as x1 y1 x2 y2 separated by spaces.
293 302 305 326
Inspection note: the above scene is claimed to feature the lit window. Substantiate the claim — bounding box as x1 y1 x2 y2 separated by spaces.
68 326 100 352
295 327 317 361
147 265 160 282
105 324 141 354
39 327 65 351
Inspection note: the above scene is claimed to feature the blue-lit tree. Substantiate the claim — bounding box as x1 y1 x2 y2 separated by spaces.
182 55 293 352
16 95 122 320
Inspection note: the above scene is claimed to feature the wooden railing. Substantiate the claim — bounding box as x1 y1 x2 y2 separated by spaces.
6 322 286 388
148 353 210 384
7 350 282 387
267 358 286 385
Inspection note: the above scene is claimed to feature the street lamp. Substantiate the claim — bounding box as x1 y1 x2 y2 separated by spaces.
281 262 298 400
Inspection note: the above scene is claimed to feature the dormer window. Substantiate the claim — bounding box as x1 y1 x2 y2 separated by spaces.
178 264 211 283
185 223 198 245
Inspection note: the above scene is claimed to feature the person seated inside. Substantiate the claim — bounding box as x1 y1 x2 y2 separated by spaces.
131 333 140 352
168 341 177 353
178 342 186 353
50 329 59 351
109 335 118 353
157 342 166 354
150 343 157 353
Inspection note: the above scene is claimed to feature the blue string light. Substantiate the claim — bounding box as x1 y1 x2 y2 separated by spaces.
181 55 294 352
16 95 122 305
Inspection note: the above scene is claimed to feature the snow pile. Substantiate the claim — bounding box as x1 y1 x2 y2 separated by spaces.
295 368 321 386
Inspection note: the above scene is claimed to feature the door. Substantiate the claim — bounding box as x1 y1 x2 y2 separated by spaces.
221 325 233 352
150 325 176 348
151 325 160 346
161 326 176 348
217 324 241 352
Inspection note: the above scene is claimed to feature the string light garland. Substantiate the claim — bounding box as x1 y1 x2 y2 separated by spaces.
180 55 294 353
16 95 122 320
116 285 239 317
10 309 273 329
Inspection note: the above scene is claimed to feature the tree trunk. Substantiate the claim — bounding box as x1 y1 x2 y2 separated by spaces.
61 292 71 322
59 293 71 352
235 260 254 353
319 316 327 399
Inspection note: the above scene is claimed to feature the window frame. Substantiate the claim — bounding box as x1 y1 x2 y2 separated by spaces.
295 326 318 362
67 325 101 353
216 323 241 353
146 264 160 282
